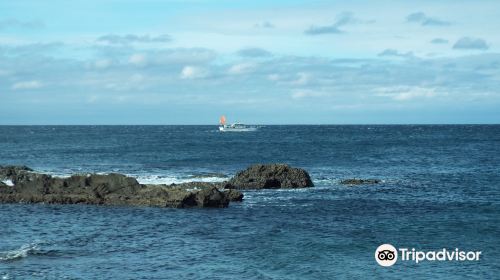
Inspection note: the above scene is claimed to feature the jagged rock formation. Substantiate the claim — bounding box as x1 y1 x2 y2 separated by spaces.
0 163 315 208
226 164 314 189
0 166 231 208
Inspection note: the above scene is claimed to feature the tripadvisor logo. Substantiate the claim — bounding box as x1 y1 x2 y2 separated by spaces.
375 244 482 267
375 244 398 267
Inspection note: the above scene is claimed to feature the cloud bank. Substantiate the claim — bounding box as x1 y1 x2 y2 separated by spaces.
0 18 44 30
97 34 172 44
304 12 371 35
237 48 272 57
406 12 450 26
453 37 489 50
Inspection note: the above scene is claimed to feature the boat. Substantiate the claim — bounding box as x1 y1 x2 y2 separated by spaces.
219 115 257 132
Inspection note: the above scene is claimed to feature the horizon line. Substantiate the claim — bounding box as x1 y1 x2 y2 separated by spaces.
1 123 499 126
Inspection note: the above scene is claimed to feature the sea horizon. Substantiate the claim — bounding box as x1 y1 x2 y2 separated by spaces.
1 123 500 126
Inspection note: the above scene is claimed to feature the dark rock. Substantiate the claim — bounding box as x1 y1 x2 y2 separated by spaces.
187 173 228 180
340 178 381 185
224 189 244 202
0 165 33 178
172 181 223 190
220 181 236 189
195 186 229 207
228 164 314 189
0 166 230 208
169 181 244 202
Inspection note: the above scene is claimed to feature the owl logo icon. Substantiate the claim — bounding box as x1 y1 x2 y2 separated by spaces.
375 244 398 266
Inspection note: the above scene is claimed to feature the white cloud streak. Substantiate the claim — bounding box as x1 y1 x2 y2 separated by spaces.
11 80 43 90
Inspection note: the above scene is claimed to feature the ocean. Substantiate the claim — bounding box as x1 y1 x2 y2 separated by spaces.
0 125 499 279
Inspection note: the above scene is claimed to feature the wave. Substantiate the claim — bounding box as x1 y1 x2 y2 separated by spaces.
0 243 40 261
38 169 229 185
134 174 227 185
1 179 14 186
312 177 387 185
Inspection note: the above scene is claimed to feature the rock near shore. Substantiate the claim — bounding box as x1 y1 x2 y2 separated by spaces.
166 181 244 202
340 178 381 185
0 166 231 208
0 163 313 208
226 164 314 189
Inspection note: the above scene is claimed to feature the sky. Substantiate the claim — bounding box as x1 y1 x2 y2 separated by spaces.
0 0 499 124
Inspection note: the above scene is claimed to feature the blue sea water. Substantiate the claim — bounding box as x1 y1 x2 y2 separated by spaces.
0 125 499 279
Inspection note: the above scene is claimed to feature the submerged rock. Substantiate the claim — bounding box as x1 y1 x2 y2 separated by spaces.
0 166 230 208
227 164 314 189
340 178 381 185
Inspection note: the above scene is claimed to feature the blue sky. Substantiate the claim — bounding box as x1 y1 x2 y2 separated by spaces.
1 0 499 124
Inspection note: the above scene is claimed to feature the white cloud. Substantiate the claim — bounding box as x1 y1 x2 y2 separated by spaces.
180 66 208 79
123 49 215 66
228 63 256 75
11 80 43 90
267 74 280 81
103 74 149 91
291 89 325 99
375 86 437 101
378 49 415 58
254 21 275 28
94 59 112 69
130 73 145 83
128 54 147 66
86 95 99 103
155 48 216 65
292 72 312 85
97 34 171 44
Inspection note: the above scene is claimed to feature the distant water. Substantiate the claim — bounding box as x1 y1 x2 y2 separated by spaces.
0 125 499 279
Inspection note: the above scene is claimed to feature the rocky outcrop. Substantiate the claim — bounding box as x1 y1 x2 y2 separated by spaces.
340 178 381 185
0 163 314 207
223 189 244 202
169 181 244 202
194 186 230 207
226 164 314 189
0 166 230 208
0 165 33 178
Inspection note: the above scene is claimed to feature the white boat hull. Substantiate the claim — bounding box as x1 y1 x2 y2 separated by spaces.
219 126 257 132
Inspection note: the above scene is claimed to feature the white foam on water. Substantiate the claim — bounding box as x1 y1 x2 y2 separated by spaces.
134 174 227 185
313 177 343 185
312 177 386 186
1 179 14 186
23 169 229 186
0 243 39 261
51 174 72 179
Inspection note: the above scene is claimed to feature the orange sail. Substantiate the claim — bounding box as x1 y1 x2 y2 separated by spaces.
219 115 226 125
